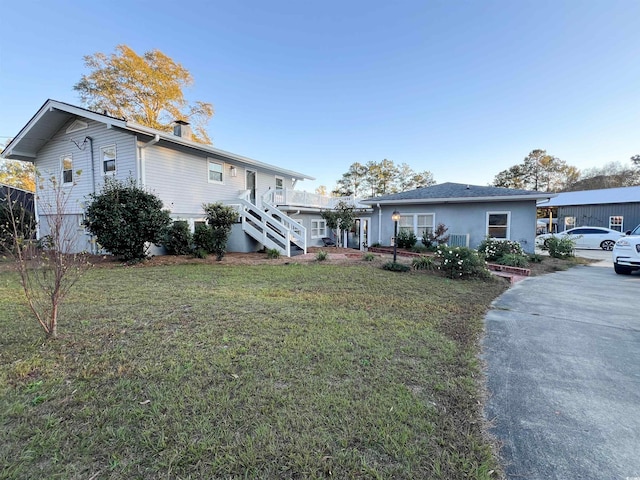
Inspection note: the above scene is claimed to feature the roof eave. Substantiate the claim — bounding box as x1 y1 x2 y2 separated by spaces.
362 193 557 205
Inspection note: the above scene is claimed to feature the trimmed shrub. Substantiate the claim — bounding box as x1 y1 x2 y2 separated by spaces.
543 236 575 259
315 250 328 261
202 203 239 261
84 177 172 261
477 238 524 262
266 248 281 259
436 246 490 279
382 261 411 272
165 221 193 255
396 230 417 249
496 253 529 268
193 224 216 253
362 252 376 261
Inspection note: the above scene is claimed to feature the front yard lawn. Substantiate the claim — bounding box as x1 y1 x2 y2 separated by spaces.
0 263 506 479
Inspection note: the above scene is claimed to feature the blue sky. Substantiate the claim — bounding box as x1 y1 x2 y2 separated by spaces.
1 0 639 192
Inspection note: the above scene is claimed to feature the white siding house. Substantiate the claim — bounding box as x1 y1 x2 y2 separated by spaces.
1 100 314 256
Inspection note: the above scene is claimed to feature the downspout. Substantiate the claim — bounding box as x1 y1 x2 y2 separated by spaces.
377 203 382 245
86 136 96 254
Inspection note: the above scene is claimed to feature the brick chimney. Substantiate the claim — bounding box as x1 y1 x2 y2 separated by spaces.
173 120 192 140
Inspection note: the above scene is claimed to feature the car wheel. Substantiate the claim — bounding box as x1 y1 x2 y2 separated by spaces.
614 262 632 275
600 240 616 251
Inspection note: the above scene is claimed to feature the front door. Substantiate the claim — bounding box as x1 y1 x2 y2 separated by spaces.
246 170 257 204
347 218 370 250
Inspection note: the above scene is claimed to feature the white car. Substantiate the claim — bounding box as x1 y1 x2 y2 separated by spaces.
536 226 624 251
612 224 640 275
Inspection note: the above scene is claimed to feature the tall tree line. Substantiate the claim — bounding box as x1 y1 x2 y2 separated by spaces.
333 159 435 197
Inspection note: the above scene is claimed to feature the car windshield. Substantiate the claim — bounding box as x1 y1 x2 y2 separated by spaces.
631 225 640 236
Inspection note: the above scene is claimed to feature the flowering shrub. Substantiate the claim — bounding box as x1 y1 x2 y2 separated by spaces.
477 238 524 261
436 246 490 279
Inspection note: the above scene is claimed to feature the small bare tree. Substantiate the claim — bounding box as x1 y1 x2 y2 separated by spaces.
1 174 91 338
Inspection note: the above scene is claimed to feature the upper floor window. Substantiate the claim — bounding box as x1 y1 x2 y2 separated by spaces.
275 177 284 190
487 211 510 239
609 216 624 232
101 145 116 175
208 160 223 183
61 154 73 185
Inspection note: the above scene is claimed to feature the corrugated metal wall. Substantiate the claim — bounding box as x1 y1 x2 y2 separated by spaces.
557 203 640 232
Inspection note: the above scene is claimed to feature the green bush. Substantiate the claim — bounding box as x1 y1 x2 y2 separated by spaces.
84 177 172 261
496 253 529 268
396 230 417 249
436 246 490 279
477 238 524 261
543 236 575 259
193 248 208 259
165 221 193 255
266 248 281 259
412 255 435 270
202 203 239 261
528 253 544 263
315 250 328 261
193 224 216 253
382 261 411 272
362 252 376 261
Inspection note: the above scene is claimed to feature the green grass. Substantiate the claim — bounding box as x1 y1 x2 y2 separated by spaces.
0 262 506 479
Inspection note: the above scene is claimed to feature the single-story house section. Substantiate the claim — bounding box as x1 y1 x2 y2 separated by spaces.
1 99 332 256
537 185 640 233
361 183 556 253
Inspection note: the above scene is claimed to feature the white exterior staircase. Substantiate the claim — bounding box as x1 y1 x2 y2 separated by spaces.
223 190 307 257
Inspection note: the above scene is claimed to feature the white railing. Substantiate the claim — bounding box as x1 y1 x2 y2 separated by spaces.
224 191 307 256
263 188 369 210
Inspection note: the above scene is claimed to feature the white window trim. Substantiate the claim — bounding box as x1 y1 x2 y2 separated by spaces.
61 153 73 185
486 211 511 239
208 159 224 184
101 144 117 176
397 212 435 237
609 216 624 232
311 218 327 239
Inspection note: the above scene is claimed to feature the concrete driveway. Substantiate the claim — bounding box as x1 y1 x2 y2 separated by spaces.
483 256 640 479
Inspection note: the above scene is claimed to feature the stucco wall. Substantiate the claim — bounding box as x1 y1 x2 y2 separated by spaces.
369 200 538 253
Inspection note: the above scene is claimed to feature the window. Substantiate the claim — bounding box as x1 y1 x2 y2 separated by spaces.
398 215 414 235
208 160 223 183
417 214 435 238
564 216 576 231
101 145 116 174
275 176 284 190
610 216 623 232
61 154 73 184
397 213 435 238
311 219 327 238
487 212 510 239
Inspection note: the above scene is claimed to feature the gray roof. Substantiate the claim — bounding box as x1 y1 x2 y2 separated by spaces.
538 185 640 207
1 99 314 181
361 182 555 205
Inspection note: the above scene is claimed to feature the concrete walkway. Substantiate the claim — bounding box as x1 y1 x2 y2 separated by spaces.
483 255 640 480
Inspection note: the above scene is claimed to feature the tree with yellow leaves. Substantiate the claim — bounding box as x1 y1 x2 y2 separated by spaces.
74 45 214 144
